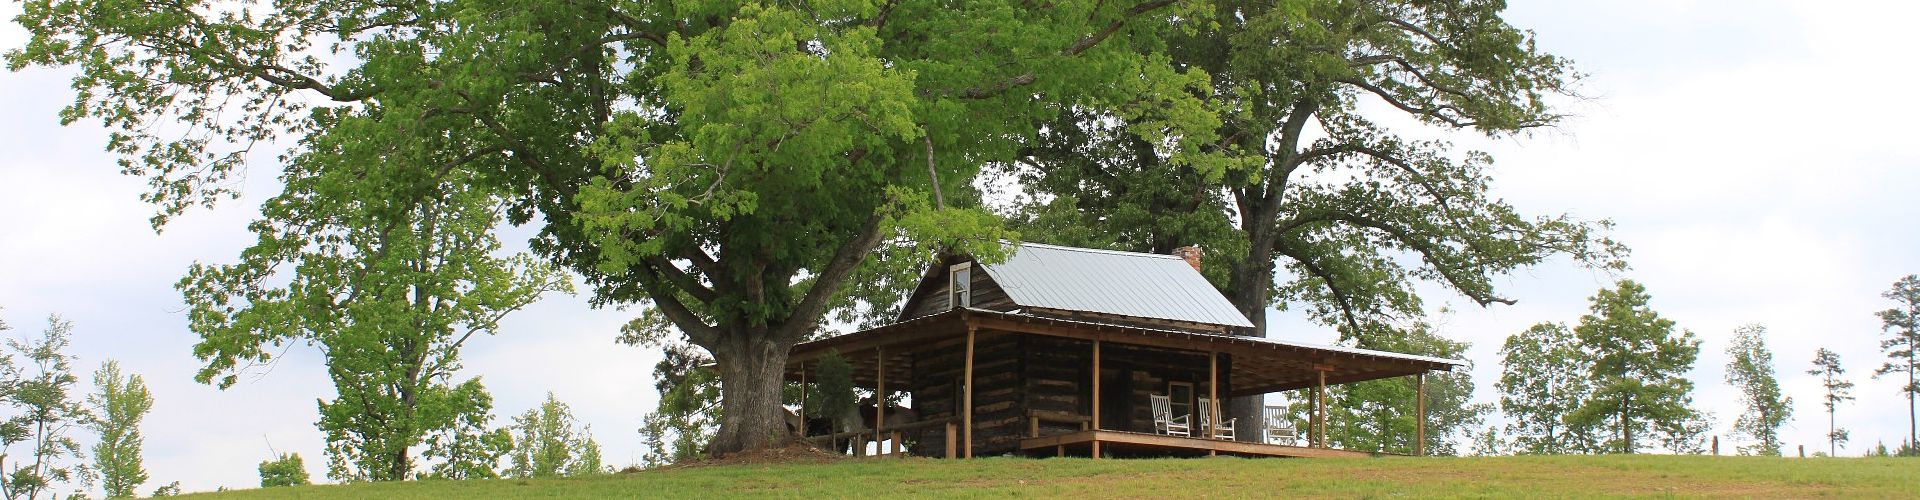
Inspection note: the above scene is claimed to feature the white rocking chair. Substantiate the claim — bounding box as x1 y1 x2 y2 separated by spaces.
1199 398 1236 440
1150 394 1191 437
1263 405 1299 445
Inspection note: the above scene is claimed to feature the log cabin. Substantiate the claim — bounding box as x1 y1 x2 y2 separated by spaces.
785 242 1462 458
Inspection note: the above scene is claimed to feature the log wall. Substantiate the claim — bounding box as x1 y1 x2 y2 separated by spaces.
900 259 1017 321
906 331 1235 457
908 333 1024 456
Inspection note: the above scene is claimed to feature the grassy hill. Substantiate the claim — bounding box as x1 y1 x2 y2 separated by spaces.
187 455 1916 498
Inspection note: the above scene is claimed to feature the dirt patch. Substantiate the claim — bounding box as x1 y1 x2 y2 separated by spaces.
640 442 850 470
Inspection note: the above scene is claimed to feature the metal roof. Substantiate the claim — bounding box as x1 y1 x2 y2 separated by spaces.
785 308 1464 395
979 242 1255 328
974 308 1465 367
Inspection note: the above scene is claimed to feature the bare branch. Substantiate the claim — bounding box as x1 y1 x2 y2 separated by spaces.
1337 77 1472 128
1298 210 1516 307
923 130 945 209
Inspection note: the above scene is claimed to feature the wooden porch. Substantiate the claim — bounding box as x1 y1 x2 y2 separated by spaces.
786 308 1461 458
1019 430 1389 459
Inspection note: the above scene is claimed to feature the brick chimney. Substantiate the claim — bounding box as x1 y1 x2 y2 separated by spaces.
1172 245 1203 272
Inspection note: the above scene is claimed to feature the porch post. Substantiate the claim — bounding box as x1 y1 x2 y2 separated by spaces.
1316 368 1328 448
1091 339 1101 459
964 325 976 459
1415 372 1427 457
876 346 885 452
798 363 807 436
1208 350 1220 441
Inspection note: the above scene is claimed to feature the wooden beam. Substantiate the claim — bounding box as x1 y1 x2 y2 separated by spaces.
1091 340 1101 430
1018 430 1386 458
945 422 957 459
798 362 807 435
964 325 976 459
875 346 885 448
786 318 963 365
1234 367 1433 399
967 315 1451 392
1092 339 1101 459
1316 369 1328 448
1415 372 1427 457
1209 350 1220 441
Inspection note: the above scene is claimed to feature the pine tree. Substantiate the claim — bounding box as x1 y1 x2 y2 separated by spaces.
1872 275 1920 450
1807 348 1854 456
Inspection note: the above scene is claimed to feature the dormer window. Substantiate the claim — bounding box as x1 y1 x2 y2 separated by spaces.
949 262 972 309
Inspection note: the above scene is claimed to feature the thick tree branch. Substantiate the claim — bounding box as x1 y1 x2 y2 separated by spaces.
941 0 1178 100
1274 240 1364 336
1065 0 1178 56
1258 100 1320 224
252 63 377 102
775 210 889 342
681 248 728 290
1331 212 1514 307
636 266 722 348
952 72 1037 100
645 256 720 305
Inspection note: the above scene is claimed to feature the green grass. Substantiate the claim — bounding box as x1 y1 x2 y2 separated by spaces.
189 455 1918 499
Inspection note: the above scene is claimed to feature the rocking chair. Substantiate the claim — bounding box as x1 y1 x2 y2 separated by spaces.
1150 394 1191 437
1262 405 1299 445
1199 398 1236 440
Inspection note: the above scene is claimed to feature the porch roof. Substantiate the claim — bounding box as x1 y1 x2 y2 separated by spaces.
785 308 1464 398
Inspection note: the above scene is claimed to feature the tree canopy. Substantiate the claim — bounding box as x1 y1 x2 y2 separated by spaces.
8 0 1226 455
1004 0 1626 430
9 0 1639 457
0 315 89 500
1723 325 1789 456
88 360 153 498
1498 322 1593 454
1808 347 1854 457
1316 322 1486 456
1567 280 1704 454
1874 275 1920 449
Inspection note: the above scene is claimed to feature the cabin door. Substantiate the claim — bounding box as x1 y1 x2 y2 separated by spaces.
1099 368 1128 431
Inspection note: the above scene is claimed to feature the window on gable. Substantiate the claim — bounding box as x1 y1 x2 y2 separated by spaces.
949 262 972 309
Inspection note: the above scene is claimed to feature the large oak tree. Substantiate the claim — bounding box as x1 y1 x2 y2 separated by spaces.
1009 0 1627 430
11 0 1216 455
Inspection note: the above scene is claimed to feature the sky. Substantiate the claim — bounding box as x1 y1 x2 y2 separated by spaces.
3 0 1918 493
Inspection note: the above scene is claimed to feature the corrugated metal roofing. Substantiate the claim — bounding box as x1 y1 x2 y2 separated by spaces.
979 242 1255 328
963 308 1464 367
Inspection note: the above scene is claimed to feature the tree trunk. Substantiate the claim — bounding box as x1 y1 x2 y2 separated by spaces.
1225 243 1276 441
390 449 410 481
706 331 797 456
1619 394 1633 454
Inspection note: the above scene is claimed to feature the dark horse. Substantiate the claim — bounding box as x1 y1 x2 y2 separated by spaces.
788 397 917 454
